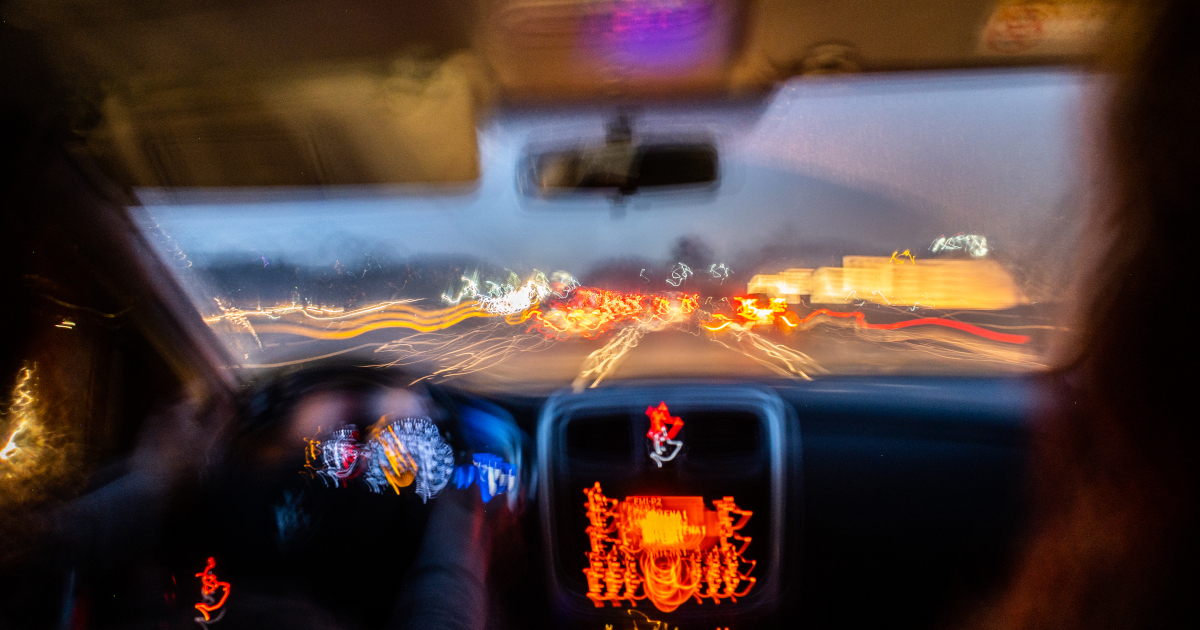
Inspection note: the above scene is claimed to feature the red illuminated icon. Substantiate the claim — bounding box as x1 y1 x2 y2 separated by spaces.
645 402 683 467
194 557 230 626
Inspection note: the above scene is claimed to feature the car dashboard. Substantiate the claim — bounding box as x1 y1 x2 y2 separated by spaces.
52 374 1028 630
372 375 1032 630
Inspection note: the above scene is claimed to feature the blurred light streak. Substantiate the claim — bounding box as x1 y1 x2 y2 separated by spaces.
752 256 1024 310
203 299 423 324
572 324 649 390
794 308 1031 344
735 295 790 327
645 402 684 468
302 432 323 479
54 320 76 330
704 296 1029 344
665 263 693 287
931 233 989 257
707 329 825 380
621 609 676 630
211 298 262 348
374 322 559 384
194 557 230 625
534 288 698 338
818 321 1045 367
813 256 1024 309
707 263 732 283
1 366 39 466
746 269 812 304
701 295 795 332
583 483 756 613
443 270 578 315
214 301 493 340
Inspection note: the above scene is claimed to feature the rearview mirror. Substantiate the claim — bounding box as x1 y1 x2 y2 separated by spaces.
525 140 719 198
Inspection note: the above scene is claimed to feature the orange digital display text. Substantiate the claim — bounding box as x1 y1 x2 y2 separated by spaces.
583 482 756 613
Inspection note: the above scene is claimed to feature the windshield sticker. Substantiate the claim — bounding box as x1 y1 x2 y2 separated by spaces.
582 483 756 613
645 402 683 467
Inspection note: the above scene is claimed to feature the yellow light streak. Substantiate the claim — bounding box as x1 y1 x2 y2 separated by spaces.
1 364 79 509
203 299 424 324
207 301 495 340
375 423 419 492
1 367 38 464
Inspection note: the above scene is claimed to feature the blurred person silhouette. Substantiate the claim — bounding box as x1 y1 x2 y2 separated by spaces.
985 2 1199 629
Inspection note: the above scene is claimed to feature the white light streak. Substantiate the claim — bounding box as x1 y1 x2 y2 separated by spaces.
708 329 826 380
572 324 649 391
931 234 989 257
707 263 732 283
442 270 578 315
375 322 559 384
665 263 693 287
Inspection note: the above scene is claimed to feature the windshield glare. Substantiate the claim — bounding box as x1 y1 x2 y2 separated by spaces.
138 69 1090 392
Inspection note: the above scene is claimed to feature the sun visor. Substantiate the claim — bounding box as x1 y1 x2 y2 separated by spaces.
92 54 486 187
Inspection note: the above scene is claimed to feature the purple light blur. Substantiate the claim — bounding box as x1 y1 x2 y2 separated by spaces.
580 0 718 74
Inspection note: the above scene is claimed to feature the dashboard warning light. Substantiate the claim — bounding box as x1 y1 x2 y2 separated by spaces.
645 402 683 467
194 557 230 626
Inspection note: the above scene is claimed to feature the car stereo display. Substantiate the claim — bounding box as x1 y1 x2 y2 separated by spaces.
581 481 756 612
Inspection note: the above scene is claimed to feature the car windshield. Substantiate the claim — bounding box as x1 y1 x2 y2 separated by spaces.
138 69 1089 392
